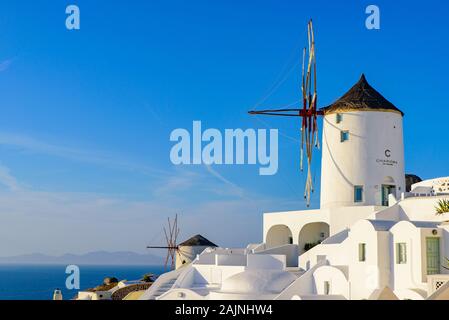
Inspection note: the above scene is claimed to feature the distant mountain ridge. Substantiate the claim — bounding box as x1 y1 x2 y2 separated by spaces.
0 251 163 265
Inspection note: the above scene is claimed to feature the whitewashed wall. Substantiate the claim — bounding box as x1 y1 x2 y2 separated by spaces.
320 111 405 209
347 220 385 299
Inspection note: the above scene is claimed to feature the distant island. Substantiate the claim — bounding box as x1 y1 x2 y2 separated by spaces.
0 251 163 266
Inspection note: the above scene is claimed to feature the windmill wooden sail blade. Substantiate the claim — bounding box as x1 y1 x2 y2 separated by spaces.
146 214 180 271
248 20 321 207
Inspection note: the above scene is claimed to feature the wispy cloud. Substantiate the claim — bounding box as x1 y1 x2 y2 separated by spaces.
152 165 248 200
0 132 167 177
152 169 199 197
0 184 297 256
0 160 301 256
0 133 303 256
0 58 14 72
204 165 245 198
0 164 20 191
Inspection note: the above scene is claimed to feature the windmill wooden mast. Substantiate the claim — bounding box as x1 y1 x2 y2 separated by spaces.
249 20 322 206
147 214 180 271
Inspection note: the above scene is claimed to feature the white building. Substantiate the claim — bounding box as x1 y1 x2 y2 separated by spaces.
140 75 449 300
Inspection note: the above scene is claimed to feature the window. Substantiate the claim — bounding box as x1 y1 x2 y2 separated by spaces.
396 243 407 264
340 130 349 142
324 281 331 295
336 113 343 124
426 237 441 275
358 243 366 262
354 186 363 203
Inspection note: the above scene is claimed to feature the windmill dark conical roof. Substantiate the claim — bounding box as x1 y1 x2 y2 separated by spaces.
179 234 218 247
321 74 404 116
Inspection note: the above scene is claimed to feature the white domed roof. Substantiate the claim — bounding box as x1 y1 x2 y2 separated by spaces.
221 270 296 294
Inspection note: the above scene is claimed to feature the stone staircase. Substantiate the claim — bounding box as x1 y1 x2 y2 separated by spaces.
152 278 177 300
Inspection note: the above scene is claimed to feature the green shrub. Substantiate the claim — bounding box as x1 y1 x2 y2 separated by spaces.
142 273 155 283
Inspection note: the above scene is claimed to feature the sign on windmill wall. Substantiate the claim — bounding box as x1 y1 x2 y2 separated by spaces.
376 149 398 166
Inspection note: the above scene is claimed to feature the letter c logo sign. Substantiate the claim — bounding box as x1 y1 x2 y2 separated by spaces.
385 149 391 158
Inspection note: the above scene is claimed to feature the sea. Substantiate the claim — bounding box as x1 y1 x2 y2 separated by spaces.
0 264 165 300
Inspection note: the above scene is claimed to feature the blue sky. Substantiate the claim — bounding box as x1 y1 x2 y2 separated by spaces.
0 0 448 256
